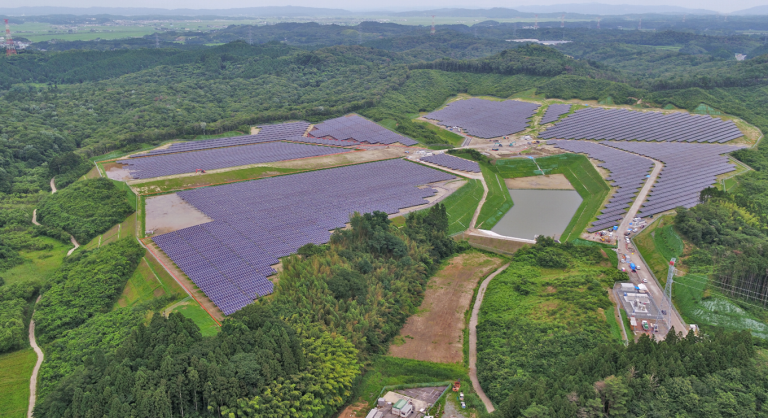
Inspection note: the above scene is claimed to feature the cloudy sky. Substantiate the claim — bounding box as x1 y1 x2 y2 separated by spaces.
4 0 765 14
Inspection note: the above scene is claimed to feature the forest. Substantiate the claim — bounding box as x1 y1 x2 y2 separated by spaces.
2 17 768 418
33 206 460 417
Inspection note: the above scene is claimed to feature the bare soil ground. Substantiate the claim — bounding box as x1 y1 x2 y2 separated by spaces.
504 174 574 190
460 233 530 256
388 252 504 363
270 147 407 170
145 193 212 235
142 238 224 321
104 162 133 181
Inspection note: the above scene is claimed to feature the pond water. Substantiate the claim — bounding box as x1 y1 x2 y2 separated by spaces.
491 189 583 240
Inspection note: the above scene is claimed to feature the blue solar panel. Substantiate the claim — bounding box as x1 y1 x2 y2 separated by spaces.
153 159 455 315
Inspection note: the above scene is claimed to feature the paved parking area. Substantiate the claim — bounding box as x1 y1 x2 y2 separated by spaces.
396 386 448 406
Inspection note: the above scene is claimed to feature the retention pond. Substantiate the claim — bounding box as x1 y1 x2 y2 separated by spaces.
491 189 582 240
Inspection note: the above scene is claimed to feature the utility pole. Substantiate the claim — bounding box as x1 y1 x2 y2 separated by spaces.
5 19 17 56
560 14 565 28
534 14 539 30
430 15 435 35
597 17 601 30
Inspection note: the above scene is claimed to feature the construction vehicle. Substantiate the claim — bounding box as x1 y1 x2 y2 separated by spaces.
630 263 637 272
452 380 461 392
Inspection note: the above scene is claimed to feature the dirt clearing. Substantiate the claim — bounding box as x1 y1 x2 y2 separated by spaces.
388 252 504 363
504 174 574 190
104 162 133 181
145 193 212 235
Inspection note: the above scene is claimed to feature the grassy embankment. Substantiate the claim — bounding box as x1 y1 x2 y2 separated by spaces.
493 154 611 240
475 164 513 229
442 179 484 235
413 121 465 148
0 349 37 418
131 166 301 195
635 215 768 338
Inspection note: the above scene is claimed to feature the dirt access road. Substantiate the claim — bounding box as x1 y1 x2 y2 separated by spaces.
388 252 504 363
468 263 509 414
27 295 43 418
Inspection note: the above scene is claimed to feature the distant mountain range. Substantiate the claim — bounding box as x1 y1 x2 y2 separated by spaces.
514 4 718 15
1 4 766 18
732 5 768 15
0 6 354 17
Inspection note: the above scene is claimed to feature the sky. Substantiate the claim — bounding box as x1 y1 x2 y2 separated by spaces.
3 1 765 14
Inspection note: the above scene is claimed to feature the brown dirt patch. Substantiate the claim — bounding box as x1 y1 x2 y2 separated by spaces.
504 174 574 190
145 193 212 235
104 162 133 181
270 147 407 170
388 252 503 363
337 400 370 418
459 233 530 256
545 286 557 294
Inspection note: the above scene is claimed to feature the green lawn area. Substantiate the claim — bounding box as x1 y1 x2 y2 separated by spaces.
492 154 610 241
634 215 677 281
133 166 300 194
442 179 484 235
83 212 137 250
171 300 220 337
114 257 177 309
476 165 513 229
0 348 36 418
2 236 70 286
412 121 465 147
193 131 246 140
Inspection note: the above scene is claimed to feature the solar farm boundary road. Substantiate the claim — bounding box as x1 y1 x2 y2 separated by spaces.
137 236 225 323
602 145 688 339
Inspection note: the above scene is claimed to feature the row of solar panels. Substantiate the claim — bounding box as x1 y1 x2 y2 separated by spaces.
540 108 743 143
424 98 540 138
540 104 572 125
547 140 653 232
420 153 481 173
310 115 418 146
549 140 744 232
153 159 456 315
117 141 347 179
131 121 311 158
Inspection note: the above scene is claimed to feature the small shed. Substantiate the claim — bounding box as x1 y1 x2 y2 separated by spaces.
365 409 383 418
392 399 407 414
630 316 638 331
399 402 414 417
620 283 636 293
377 398 387 408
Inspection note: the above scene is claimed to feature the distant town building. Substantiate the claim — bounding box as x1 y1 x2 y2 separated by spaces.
507 39 572 45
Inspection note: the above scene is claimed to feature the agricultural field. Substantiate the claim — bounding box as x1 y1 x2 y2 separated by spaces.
389 251 504 363
0 348 37 418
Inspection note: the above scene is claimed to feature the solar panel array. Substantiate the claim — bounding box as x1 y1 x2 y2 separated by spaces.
548 140 654 232
424 98 540 138
601 141 744 218
540 104 572 125
130 121 311 158
310 115 418 146
540 108 743 143
118 141 346 179
153 159 455 315
285 136 360 147
420 153 481 173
